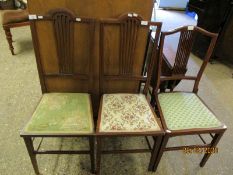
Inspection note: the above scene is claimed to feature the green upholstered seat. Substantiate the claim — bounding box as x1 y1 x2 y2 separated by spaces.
99 94 161 132
158 92 223 130
23 93 93 135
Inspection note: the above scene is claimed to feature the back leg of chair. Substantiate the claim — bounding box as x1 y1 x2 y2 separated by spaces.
200 132 224 167
23 137 40 175
3 25 14 55
148 135 163 171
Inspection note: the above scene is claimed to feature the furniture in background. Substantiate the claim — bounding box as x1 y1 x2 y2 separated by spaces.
0 0 15 9
96 13 164 174
214 1 233 64
158 0 188 10
1 9 29 55
151 26 227 171
188 0 233 64
20 9 96 174
1 0 28 55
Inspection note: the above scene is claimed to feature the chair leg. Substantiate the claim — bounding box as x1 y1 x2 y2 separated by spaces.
200 132 224 167
23 137 40 175
96 137 102 175
150 88 155 107
89 136 95 174
3 26 15 55
152 135 169 172
148 136 163 171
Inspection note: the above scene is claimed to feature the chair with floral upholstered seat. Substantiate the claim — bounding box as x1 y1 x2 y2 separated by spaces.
20 9 95 174
151 26 227 171
96 13 164 174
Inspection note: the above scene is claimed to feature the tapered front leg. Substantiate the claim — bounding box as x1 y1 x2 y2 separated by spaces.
89 136 95 174
23 137 40 175
96 137 102 175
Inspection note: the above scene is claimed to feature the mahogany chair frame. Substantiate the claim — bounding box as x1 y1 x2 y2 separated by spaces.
20 9 96 174
152 26 227 171
96 13 164 174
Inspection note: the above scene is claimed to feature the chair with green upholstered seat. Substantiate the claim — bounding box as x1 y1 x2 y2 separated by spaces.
151 26 227 171
20 9 96 174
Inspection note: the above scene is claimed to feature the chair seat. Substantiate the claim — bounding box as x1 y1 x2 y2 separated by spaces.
1 9 29 25
23 93 94 135
158 92 223 130
99 94 161 133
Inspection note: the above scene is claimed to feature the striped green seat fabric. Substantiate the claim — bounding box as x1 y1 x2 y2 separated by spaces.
23 93 94 134
158 92 222 130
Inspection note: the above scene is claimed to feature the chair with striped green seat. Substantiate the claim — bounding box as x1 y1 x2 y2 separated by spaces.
151 26 227 172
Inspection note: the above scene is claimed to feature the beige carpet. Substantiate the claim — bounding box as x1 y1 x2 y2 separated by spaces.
0 10 233 175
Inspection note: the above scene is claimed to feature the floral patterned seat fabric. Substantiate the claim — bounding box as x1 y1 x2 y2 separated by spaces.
23 93 94 134
99 94 161 132
158 92 223 130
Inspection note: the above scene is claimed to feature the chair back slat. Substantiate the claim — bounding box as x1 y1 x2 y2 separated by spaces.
173 30 195 75
120 17 140 75
51 10 75 74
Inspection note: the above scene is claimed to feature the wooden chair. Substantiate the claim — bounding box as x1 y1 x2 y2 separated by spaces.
20 9 96 174
96 13 164 174
152 26 227 171
1 8 29 55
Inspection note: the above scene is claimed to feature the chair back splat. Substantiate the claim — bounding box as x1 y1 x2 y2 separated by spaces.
30 8 95 94
99 13 162 95
155 26 218 93
173 29 195 75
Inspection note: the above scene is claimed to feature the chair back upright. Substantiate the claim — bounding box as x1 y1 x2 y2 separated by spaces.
30 8 95 94
155 26 218 94
99 13 162 95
